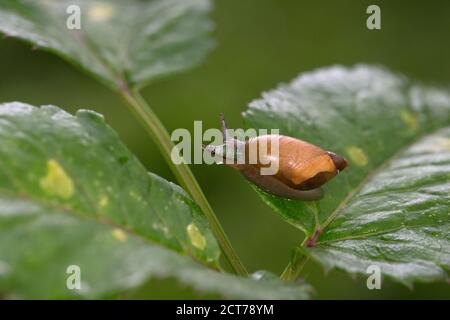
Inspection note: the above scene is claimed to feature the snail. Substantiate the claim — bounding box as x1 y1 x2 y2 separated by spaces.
203 114 348 200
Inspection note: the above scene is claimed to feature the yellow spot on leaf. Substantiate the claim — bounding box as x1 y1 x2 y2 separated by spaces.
112 229 127 242
345 146 368 167
437 137 450 150
187 223 206 250
39 159 74 199
88 3 115 22
99 196 108 208
400 110 419 134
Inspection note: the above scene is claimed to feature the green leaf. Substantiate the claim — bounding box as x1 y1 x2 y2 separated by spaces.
244 65 450 284
0 102 312 299
0 0 214 89
0 197 312 299
307 127 450 285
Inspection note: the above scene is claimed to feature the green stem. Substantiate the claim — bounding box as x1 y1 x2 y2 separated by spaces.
280 253 309 281
120 88 248 277
280 237 310 281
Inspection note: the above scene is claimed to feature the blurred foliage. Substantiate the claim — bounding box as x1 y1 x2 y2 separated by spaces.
0 0 449 298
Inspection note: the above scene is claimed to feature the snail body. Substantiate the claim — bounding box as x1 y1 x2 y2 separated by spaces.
205 115 348 200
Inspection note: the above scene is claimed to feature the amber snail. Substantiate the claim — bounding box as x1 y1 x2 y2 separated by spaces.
204 114 348 200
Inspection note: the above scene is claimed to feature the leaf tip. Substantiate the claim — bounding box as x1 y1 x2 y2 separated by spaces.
76 109 105 123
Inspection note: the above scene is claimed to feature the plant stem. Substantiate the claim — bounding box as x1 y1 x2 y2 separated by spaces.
280 238 309 281
120 88 248 276
280 253 309 281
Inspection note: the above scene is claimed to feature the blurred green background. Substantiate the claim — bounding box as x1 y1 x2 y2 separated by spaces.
1 0 449 299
